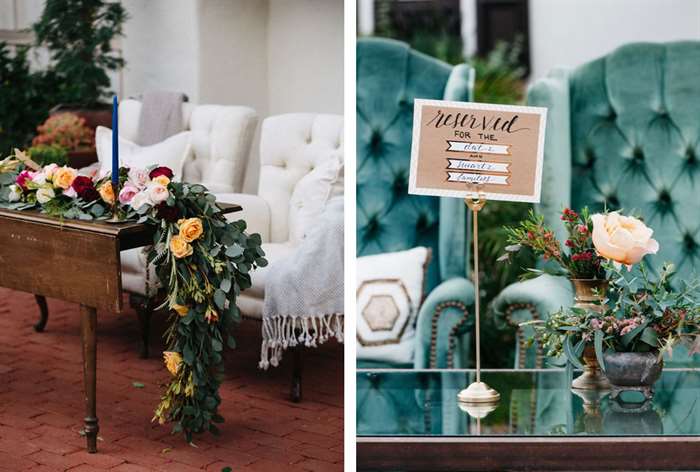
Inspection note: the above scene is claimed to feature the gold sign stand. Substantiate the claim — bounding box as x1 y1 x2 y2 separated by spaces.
457 186 500 407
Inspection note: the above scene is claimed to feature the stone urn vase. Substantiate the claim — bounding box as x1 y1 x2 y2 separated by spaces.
570 279 611 390
603 351 663 401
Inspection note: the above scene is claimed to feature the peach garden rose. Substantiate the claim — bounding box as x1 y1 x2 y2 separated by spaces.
98 182 115 204
169 235 193 259
52 166 77 190
591 211 659 269
178 217 204 242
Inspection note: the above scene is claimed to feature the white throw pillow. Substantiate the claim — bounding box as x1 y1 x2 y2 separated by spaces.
95 126 192 180
288 153 344 242
356 247 431 365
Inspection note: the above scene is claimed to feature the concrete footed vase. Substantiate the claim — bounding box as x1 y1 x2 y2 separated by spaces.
603 351 663 401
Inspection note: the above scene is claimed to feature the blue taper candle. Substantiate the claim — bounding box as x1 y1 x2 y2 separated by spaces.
111 95 119 188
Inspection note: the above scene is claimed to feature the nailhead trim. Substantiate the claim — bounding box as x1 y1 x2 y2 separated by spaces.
429 301 471 368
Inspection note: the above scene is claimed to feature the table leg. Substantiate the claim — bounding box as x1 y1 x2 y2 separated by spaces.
80 304 99 453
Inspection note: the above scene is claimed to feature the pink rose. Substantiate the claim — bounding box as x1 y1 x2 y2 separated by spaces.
127 168 150 189
62 186 78 198
118 184 139 205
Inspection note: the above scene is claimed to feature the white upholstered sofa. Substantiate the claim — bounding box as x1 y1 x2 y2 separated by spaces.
217 113 344 320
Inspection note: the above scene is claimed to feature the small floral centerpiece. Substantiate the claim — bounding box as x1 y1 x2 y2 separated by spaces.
503 207 700 394
0 149 266 442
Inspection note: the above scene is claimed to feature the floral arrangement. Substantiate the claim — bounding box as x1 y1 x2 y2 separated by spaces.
32 112 94 151
0 149 266 442
500 208 659 279
535 262 700 369
510 208 700 368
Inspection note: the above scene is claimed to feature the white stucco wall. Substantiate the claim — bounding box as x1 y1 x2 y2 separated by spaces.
120 0 200 103
267 0 344 115
529 0 700 81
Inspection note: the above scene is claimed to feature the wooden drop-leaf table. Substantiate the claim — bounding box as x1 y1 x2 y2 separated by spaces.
0 204 240 453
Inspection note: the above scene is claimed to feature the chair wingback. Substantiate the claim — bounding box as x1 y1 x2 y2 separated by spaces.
356 37 474 292
118 99 257 194
532 41 700 279
258 113 344 244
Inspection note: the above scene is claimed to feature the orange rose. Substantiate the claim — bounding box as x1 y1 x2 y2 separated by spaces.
163 351 182 376
591 212 659 269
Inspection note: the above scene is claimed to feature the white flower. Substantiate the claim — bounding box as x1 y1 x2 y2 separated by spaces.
130 191 152 210
128 168 150 189
36 187 55 204
7 184 21 202
146 182 169 204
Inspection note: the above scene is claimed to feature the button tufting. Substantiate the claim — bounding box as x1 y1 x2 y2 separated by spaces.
686 147 697 165
684 233 697 253
632 147 644 164
606 194 620 209
392 172 407 195
658 189 671 205
364 214 380 240
370 129 383 155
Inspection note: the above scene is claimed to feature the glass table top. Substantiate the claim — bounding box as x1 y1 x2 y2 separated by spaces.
357 368 700 437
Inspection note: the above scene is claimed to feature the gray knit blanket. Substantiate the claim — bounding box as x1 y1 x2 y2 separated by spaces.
136 91 186 145
259 197 344 369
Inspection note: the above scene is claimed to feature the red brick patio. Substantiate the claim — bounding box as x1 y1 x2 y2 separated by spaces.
0 288 343 472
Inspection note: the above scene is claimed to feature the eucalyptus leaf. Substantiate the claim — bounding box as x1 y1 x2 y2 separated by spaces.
594 329 605 371
213 289 226 310
563 336 584 370
220 278 231 293
225 244 244 258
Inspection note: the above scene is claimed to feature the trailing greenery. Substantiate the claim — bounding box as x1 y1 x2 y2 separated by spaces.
0 153 266 442
34 0 128 106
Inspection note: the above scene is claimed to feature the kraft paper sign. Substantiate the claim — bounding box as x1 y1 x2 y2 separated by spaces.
408 99 547 203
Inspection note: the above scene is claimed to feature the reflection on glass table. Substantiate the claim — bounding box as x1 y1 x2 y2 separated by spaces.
357 368 700 437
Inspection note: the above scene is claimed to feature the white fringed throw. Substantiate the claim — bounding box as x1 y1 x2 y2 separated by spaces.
259 197 344 369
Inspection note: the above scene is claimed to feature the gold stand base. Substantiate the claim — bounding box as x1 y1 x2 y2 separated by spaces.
458 381 500 403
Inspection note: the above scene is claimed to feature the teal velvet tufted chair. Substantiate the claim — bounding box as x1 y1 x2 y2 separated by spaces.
493 41 700 368
357 38 476 368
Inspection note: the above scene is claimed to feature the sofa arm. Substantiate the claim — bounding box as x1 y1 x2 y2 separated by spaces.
214 192 271 243
414 277 475 369
491 274 573 368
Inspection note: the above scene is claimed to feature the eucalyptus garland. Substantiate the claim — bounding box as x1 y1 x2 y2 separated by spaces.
0 151 266 441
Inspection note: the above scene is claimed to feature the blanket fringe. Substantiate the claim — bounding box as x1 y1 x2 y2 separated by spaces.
259 313 344 370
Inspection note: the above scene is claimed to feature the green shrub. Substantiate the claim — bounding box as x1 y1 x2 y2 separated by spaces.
28 144 69 167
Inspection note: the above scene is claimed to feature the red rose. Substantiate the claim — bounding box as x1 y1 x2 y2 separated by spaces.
149 166 174 180
71 176 99 202
155 202 180 222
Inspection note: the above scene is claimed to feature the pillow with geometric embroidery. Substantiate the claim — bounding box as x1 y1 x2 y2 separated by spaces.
356 247 431 365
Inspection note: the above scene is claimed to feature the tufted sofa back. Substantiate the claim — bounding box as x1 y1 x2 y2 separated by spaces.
119 99 257 194
258 113 344 244
568 42 700 279
357 38 474 292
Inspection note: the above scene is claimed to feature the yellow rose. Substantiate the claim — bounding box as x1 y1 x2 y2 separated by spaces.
172 304 189 316
98 182 115 204
163 351 182 376
52 166 77 190
591 212 659 269
153 175 170 186
179 217 204 242
169 235 193 258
